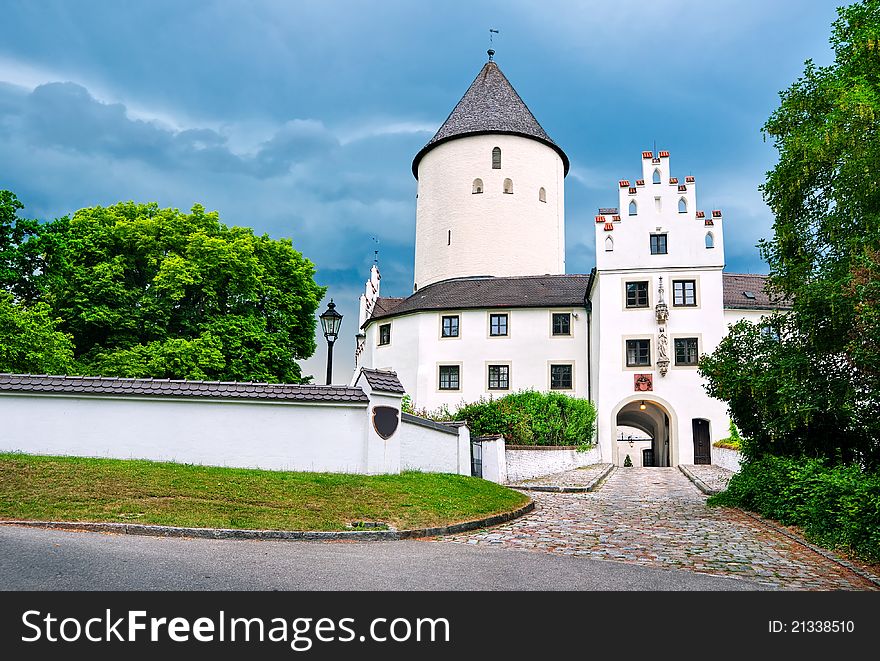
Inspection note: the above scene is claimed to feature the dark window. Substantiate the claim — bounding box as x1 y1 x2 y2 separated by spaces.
626 339 651 367
552 312 571 336
673 280 697 307
492 147 501 169
488 365 509 390
550 364 573 390
489 313 508 336
472 178 483 194
378 323 391 346
439 365 460 390
626 281 649 308
441 315 459 338
674 337 699 365
650 234 667 255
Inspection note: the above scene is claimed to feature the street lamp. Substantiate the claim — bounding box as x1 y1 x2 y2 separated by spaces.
319 299 343 385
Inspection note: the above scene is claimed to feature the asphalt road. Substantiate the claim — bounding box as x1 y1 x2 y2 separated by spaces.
0 525 767 591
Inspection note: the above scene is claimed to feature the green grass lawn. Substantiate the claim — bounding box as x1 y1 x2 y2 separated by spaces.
0 453 528 531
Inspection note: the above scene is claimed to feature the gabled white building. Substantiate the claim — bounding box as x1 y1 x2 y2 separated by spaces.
354 54 782 467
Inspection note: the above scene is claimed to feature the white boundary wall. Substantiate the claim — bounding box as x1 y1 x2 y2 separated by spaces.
712 445 744 473
399 414 470 474
505 445 602 483
0 394 372 473
0 369 474 477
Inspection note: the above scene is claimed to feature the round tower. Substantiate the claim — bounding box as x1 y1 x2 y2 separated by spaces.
411 55 569 290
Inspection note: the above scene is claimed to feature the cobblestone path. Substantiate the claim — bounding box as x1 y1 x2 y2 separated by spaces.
441 467 877 590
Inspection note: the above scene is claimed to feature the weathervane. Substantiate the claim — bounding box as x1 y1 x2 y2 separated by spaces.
488 28 499 61
371 236 380 266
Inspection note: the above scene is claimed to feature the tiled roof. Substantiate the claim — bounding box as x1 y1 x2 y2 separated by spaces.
0 374 369 403
372 297 405 317
412 60 569 177
722 273 789 310
366 274 591 325
359 368 405 394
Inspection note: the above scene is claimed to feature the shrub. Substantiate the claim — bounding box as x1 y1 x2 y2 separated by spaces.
709 455 880 562
453 390 597 447
623 454 633 467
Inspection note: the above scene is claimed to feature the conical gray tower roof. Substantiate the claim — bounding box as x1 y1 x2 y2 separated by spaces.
412 59 569 178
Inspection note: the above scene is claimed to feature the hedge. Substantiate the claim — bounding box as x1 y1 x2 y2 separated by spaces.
709 455 880 562
453 390 597 447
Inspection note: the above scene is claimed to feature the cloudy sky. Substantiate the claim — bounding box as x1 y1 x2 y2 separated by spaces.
1 0 839 381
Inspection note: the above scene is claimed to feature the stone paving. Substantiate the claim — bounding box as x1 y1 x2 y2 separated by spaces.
512 463 612 490
441 467 878 590
681 464 734 493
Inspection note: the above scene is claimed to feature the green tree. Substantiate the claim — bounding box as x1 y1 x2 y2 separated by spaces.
33 201 325 382
700 0 880 468
0 190 42 299
0 292 74 374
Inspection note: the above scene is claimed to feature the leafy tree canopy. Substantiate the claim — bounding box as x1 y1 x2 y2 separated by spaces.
0 292 74 374
0 197 325 383
700 0 880 469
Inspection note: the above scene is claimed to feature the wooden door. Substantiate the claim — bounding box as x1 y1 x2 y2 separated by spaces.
692 419 711 465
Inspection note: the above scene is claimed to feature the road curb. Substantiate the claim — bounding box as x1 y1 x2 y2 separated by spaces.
0 500 535 542
512 464 614 493
734 508 880 589
678 464 719 495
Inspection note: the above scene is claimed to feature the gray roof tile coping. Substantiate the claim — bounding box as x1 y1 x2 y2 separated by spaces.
359 368 405 394
0 373 369 404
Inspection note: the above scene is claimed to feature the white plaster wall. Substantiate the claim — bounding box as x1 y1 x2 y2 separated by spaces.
364 306 587 412
592 152 731 467
399 420 464 474
592 267 731 467
479 436 507 484
504 445 602 483
723 308 768 327
0 394 372 473
414 134 565 289
712 445 744 473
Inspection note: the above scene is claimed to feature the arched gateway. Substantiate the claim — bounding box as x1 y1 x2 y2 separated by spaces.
611 395 678 467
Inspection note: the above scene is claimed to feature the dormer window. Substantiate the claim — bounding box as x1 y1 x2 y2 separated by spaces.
472 178 483 194
492 147 501 169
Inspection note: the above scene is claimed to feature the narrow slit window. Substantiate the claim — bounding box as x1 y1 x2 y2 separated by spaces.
653 169 661 184
705 232 714 249
538 187 546 203
472 178 483 194
492 147 501 169
628 200 637 216
605 236 614 252
678 197 687 214
503 178 513 194
448 229 451 246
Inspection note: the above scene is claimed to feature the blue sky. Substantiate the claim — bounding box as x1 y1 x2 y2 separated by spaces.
0 0 839 381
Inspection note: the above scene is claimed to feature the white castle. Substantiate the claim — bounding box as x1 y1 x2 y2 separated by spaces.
354 54 777 468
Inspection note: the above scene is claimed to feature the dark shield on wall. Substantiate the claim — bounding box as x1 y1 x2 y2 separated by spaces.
372 406 400 440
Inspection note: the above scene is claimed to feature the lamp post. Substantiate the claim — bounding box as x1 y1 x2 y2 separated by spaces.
319 299 343 385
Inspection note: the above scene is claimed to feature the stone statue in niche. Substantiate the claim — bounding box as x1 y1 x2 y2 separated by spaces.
657 326 670 377
655 276 669 325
